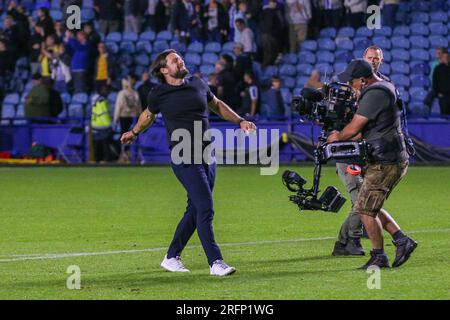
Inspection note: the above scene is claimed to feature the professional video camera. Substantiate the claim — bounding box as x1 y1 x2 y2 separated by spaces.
284 82 369 213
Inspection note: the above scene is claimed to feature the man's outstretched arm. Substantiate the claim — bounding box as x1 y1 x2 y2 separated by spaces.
208 95 256 132
120 108 156 144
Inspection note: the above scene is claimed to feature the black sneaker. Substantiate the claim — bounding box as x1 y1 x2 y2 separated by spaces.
358 251 390 269
332 241 349 256
332 240 365 256
345 239 365 256
392 236 418 268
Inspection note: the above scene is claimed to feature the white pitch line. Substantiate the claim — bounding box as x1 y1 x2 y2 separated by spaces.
0 228 449 263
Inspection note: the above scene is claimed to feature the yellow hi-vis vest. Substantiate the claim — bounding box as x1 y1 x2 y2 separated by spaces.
91 97 112 129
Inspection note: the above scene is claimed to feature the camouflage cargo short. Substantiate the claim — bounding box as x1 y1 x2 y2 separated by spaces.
354 161 409 217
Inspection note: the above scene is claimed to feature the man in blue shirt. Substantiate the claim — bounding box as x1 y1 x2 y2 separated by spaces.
121 49 256 276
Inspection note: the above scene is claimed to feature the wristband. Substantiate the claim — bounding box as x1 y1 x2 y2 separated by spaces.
131 129 139 137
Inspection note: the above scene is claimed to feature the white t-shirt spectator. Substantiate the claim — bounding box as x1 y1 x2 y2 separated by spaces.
286 0 312 24
240 27 256 54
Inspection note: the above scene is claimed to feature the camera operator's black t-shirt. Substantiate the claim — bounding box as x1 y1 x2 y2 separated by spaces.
147 75 213 150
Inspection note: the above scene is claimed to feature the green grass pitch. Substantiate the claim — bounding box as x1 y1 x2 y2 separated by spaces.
0 166 449 300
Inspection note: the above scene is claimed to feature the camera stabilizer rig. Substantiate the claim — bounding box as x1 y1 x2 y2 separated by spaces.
283 82 369 213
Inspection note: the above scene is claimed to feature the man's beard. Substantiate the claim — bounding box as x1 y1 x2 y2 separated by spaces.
173 67 188 79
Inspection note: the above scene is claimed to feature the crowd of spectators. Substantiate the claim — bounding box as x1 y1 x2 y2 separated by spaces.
0 0 448 120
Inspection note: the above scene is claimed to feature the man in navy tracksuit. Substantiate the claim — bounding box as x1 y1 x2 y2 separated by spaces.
121 49 256 276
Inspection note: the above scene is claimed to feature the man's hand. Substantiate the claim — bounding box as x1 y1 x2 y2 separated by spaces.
240 120 257 134
327 130 340 143
120 131 138 145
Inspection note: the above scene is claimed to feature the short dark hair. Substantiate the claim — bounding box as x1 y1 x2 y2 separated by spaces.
235 18 246 25
363 45 384 58
220 53 234 65
151 49 177 83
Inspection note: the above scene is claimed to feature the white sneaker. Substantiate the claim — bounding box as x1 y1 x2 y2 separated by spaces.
160 255 190 273
210 260 236 276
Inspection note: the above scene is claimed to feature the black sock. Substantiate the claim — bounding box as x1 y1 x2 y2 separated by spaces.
373 248 385 255
393 230 406 241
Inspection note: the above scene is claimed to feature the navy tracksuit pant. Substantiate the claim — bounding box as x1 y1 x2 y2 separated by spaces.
167 161 223 266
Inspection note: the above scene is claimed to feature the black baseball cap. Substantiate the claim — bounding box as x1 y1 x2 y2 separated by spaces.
337 59 373 82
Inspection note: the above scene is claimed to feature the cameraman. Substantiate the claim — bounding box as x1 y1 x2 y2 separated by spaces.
327 59 418 269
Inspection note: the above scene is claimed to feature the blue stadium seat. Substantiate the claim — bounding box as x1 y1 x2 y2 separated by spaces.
50 9 62 21
280 88 292 106
81 8 95 22
337 27 355 38
430 11 448 22
429 35 448 48
82 0 94 8
279 64 297 77
68 104 84 118
187 42 204 53
374 26 392 37
411 75 431 88
134 65 148 78
107 92 118 105
410 48 430 61
105 42 119 54
122 32 138 42
336 39 354 51
352 49 364 60
354 37 371 50
24 81 33 92
4 93 20 105
411 12 429 23
379 63 391 75
283 76 296 89
298 51 316 64
318 38 336 51
139 30 156 41
391 36 410 49
1 104 15 124
120 41 135 54
356 26 373 37
204 42 221 53
296 63 313 76
202 52 218 65
317 50 334 64
335 50 354 63
391 61 410 74
410 36 429 49
314 63 333 77
199 64 215 76
156 31 173 41
169 41 186 53
281 53 298 65
393 25 410 36
320 27 337 38
300 40 317 52
263 66 278 79
106 32 122 42
14 104 26 125
410 62 431 75
391 49 410 61
429 22 448 35
135 54 150 66
20 93 28 104
410 23 429 36
333 62 347 74
372 36 391 50
397 87 410 103
409 87 428 102
222 41 235 53
153 40 169 52
60 92 71 106
136 41 152 54
185 53 201 66
390 74 410 87
411 1 430 12
383 50 392 63
252 61 263 82
409 102 428 117
296 77 309 88
72 93 88 105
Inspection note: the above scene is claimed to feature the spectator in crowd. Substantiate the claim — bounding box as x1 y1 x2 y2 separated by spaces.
39 34 62 83
53 20 65 43
261 75 285 117
233 42 253 84
234 18 256 56
94 42 115 92
0 39 13 101
216 55 238 108
114 76 141 163
36 7 55 37
124 0 141 33
47 78 63 117
432 51 450 116
65 30 92 93
29 23 45 75
431 47 445 81
305 69 323 89
191 1 205 42
204 0 229 43
1 15 20 62
51 44 72 93
84 22 101 51
228 0 246 42
171 0 195 43
143 0 160 32
344 0 367 29
94 0 122 35
154 0 172 33
260 0 285 67
207 72 219 96
244 0 262 41
238 71 259 116
285 0 312 53
322 0 343 29
6 1 30 58
91 85 113 163
24 73 52 121
382 0 400 29
137 71 155 111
